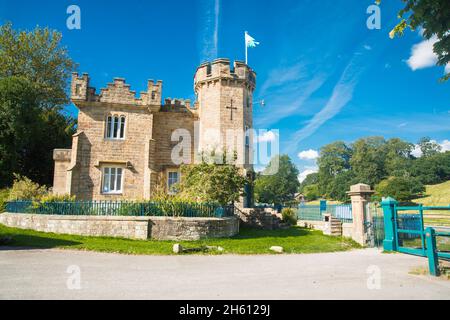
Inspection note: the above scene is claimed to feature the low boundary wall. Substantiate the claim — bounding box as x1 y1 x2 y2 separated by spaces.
0 213 239 241
297 219 353 238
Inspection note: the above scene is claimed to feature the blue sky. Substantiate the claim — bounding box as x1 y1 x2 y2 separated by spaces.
1 0 449 179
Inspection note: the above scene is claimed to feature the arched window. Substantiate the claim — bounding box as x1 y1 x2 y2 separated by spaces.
105 115 126 139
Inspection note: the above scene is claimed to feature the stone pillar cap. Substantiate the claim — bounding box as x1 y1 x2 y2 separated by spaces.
347 183 374 195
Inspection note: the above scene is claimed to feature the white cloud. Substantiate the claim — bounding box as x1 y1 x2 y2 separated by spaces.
445 64 450 74
199 0 220 62
440 139 450 152
411 144 422 158
254 74 327 128
256 131 277 143
363 44 372 50
298 149 319 160
259 63 305 94
407 35 438 71
411 139 450 157
290 57 363 146
298 167 318 183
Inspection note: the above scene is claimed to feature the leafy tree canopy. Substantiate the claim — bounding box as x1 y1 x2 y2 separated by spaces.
0 22 77 107
177 155 248 206
313 136 449 202
374 176 425 202
384 0 450 81
0 23 77 187
254 155 300 206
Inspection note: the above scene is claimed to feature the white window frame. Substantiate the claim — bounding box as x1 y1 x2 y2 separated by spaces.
167 171 180 194
101 167 124 194
105 115 126 140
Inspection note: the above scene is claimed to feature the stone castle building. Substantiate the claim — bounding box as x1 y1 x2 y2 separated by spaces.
53 59 256 204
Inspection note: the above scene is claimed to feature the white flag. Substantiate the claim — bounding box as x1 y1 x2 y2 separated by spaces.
245 31 259 48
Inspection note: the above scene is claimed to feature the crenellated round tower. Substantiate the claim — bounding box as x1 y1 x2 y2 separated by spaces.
194 58 256 172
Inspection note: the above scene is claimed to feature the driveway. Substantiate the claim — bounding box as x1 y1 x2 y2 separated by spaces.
0 248 449 299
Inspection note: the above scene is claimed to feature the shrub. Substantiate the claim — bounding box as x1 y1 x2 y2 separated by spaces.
281 208 297 225
374 176 425 201
0 189 10 212
7 174 48 201
38 193 76 203
32 193 76 209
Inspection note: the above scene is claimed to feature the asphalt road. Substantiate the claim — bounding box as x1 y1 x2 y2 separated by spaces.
0 248 449 299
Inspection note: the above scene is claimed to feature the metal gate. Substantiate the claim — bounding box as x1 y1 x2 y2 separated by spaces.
365 202 384 248
382 197 450 276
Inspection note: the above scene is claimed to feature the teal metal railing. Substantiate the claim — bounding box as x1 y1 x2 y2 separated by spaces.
297 203 353 223
5 200 234 218
382 198 450 276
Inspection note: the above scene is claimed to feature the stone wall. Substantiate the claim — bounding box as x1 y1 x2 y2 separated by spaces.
297 219 353 238
0 213 239 241
148 216 239 240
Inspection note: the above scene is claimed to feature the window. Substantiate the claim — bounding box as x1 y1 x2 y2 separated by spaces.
167 171 180 193
245 126 250 147
246 95 250 108
102 167 123 194
105 115 126 139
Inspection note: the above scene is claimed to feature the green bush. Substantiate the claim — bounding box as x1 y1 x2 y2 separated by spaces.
281 208 297 225
7 174 48 201
32 193 76 209
374 176 425 201
0 189 10 212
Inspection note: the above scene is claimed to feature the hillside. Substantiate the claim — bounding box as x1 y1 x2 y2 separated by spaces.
413 181 450 207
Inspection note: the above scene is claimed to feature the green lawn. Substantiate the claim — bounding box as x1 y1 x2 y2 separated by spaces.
0 224 360 255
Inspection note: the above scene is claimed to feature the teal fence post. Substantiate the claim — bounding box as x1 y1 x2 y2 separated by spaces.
381 197 397 251
425 227 440 277
320 200 327 214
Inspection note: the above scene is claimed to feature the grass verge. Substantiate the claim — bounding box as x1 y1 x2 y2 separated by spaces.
0 224 360 255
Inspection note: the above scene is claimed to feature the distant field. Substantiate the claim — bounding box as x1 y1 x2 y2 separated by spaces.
412 181 450 226
413 181 450 207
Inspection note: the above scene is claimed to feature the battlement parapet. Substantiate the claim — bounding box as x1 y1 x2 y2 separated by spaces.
160 98 194 113
71 73 163 107
194 58 256 91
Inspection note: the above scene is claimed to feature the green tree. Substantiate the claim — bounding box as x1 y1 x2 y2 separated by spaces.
350 137 387 187
299 172 318 193
374 176 425 201
417 136 441 157
385 0 450 81
411 151 450 184
317 141 352 197
177 159 248 206
383 138 414 176
254 155 300 206
303 184 320 201
0 22 76 106
0 23 76 187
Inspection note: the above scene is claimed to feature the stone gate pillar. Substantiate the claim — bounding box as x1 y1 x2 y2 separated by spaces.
347 183 374 246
